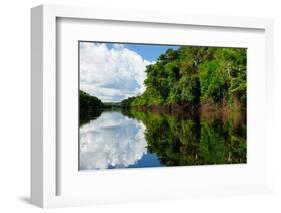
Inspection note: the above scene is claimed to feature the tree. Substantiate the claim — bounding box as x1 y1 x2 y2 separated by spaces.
121 46 247 109
79 90 104 110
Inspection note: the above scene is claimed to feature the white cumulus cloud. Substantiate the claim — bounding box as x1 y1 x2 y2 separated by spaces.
80 42 153 102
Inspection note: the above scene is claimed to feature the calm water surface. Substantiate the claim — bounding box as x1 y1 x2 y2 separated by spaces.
79 109 246 170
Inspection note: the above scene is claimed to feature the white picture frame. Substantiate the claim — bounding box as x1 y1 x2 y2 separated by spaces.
31 4 274 208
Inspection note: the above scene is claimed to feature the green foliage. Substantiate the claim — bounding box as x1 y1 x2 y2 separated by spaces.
121 96 137 108
121 46 247 108
79 90 105 126
199 120 226 163
122 108 246 166
199 60 229 102
79 90 104 110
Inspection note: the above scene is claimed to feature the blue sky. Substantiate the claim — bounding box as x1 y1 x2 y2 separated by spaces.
79 42 180 102
107 43 179 61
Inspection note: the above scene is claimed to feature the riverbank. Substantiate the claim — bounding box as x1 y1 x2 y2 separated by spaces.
124 101 245 115
122 102 246 127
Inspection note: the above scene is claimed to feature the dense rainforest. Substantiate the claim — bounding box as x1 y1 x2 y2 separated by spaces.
80 90 104 110
80 90 121 110
79 90 105 125
80 90 123 125
121 46 246 111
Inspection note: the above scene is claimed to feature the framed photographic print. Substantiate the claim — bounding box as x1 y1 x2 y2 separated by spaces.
78 41 247 171
31 4 274 208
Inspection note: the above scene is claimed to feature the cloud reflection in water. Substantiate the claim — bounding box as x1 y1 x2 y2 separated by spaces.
80 111 147 170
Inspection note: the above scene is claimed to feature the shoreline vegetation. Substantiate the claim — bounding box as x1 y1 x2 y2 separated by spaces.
121 46 246 113
80 46 246 115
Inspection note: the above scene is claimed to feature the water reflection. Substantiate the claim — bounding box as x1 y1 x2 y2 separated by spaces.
79 108 246 170
80 111 149 170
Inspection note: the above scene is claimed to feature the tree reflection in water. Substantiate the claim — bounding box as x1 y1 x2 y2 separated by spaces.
79 108 246 170
122 108 246 166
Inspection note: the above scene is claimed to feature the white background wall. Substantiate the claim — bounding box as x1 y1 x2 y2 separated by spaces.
0 0 280 212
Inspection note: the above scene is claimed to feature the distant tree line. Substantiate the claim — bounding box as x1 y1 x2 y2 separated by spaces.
80 90 104 111
121 46 246 110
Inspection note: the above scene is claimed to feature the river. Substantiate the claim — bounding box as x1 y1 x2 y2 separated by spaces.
79 108 246 170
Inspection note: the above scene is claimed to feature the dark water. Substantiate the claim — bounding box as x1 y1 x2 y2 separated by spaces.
79 108 246 170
